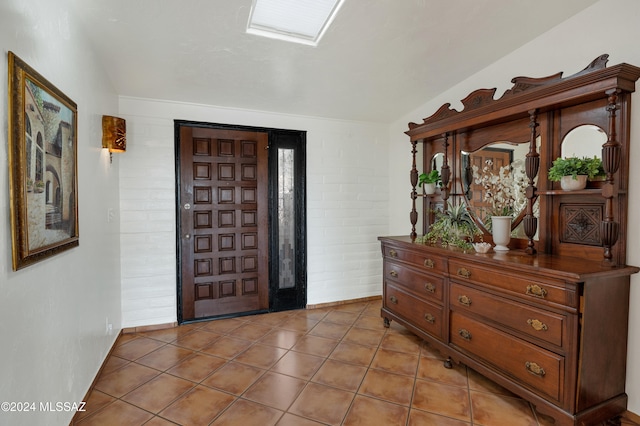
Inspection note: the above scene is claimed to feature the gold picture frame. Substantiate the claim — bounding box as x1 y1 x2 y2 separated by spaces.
8 52 79 270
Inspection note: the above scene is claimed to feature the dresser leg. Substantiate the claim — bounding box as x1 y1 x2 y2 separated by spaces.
383 317 390 328
444 357 453 369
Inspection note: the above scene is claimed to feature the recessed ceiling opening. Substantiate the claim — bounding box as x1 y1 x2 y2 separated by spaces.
247 0 345 46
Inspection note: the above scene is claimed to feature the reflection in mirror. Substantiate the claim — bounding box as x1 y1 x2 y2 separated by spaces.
462 138 540 239
431 152 444 172
561 124 606 158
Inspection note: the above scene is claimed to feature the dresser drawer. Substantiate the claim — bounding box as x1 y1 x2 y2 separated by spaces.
385 261 444 302
448 260 577 308
450 311 564 402
450 283 566 348
385 284 444 340
383 245 446 274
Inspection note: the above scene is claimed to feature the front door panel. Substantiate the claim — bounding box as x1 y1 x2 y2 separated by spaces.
178 125 269 321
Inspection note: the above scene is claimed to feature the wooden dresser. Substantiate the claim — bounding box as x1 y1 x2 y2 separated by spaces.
381 56 640 425
380 236 638 425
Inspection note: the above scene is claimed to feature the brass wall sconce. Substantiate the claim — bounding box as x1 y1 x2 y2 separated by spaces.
102 115 126 163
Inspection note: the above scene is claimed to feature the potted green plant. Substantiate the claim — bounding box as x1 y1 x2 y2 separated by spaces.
34 180 45 193
421 202 481 249
548 156 602 191
418 169 441 195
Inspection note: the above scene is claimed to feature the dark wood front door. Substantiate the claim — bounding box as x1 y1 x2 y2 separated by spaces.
177 125 269 321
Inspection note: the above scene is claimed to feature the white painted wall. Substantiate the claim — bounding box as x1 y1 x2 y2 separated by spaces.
118 98 390 327
0 1 121 425
389 0 640 413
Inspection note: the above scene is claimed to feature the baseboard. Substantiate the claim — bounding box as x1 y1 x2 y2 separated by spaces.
70 331 122 425
306 295 381 310
122 321 178 334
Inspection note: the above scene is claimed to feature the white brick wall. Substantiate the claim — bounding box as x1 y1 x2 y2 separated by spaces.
119 98 390 327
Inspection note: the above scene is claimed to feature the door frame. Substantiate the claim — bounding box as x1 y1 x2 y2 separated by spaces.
174 120 307 323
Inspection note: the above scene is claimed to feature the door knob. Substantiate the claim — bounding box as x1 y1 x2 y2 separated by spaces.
184 203 191 210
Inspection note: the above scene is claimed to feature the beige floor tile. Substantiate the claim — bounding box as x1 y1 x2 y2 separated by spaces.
158 385 235 426
121 373 194 413
199 317 244 334
234 344 288 369
258 328 305 349
74 390 116 422
166 353 226 382
210 398 283 426
94 362 160 398
322 310 359 325
342 326 385 347
276 413 327 425
358 368 415 406
311 359 367 392
243 372 306 411
412 379 471 422
99 356 129 376
470 390 537 426
308 321 350 340
141 417 178 426
111 337 166 361
416 355 468 387
408 408 471 426
343 394 409 426
271 351 325 380
288 382 354 425
171 329 221 351
370 347 420 376
76 400 153 425
353 314 386 330
291 335 339 357
279 316 320 332
134 344 195 371
201 361 266 395
329 341 377 366
231 322 274 341
380 331 423 354
200 335 253 359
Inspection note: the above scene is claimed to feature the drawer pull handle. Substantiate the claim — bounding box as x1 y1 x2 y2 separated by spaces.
424 313 435 324
525 362 546 377
424 259 435 268
389 249 397 258
527 319 549 332
457 295 472 307
424 283 436 293
389 296 398 304
458 329 472 340
526 284 548 299
389 270 398 278
457 268 471 278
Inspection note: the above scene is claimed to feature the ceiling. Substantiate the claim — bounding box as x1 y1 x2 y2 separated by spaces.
67 0 600 123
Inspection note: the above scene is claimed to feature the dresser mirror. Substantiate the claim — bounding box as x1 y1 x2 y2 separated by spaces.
561 124 607 158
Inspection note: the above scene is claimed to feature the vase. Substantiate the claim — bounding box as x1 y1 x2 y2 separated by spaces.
491 216 511 251
560 175 587 191
424 183 436 195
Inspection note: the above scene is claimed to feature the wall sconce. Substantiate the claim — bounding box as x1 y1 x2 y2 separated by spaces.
102 115 126 163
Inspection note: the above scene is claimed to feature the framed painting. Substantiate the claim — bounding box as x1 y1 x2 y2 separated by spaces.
7 52 79 270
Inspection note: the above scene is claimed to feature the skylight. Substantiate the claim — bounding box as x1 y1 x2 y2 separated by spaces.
247 0 345 46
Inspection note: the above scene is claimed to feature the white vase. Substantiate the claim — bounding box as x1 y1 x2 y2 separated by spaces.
491 216 511 251
560 175 587 191
424 183 436 195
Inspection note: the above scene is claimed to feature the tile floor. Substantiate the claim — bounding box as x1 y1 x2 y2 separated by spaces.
73 300 639 426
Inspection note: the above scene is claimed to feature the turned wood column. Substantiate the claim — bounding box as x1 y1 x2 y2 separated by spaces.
410 139 418 239
601 89 621 264
524 110 539 254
